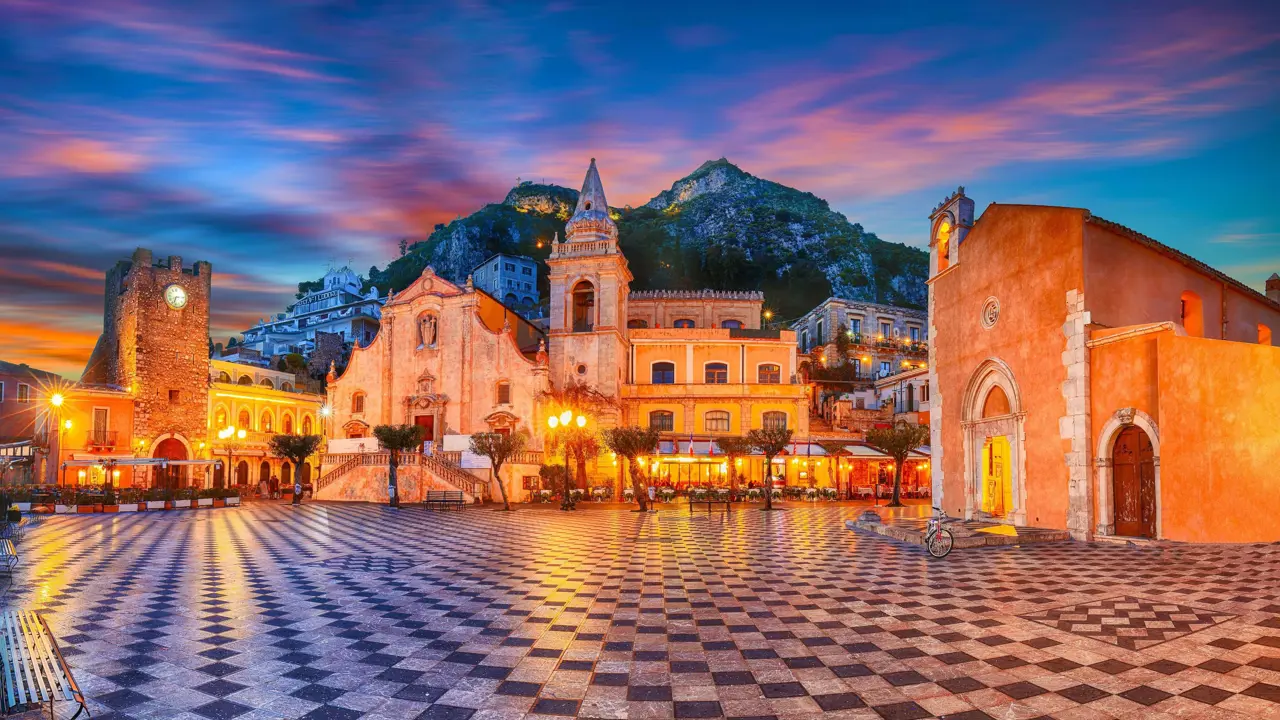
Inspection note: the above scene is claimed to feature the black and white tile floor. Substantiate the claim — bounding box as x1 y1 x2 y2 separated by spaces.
3 503 1278 719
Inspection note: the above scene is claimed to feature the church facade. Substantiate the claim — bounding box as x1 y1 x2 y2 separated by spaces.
927 189 1280 543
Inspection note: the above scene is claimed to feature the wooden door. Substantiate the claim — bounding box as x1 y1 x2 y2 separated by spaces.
1112 426 1156 537
414 414 435 443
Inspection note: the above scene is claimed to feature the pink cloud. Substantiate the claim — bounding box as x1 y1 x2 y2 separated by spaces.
25 138 145 175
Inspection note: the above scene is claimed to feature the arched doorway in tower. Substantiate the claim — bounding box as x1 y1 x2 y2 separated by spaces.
259 461 270 487
1112 426 1156 538
152 438 188 490
235 461 249 486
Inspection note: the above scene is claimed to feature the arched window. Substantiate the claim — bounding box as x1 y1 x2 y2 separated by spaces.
936 218 952 272
302 416 313 434
649 410 674 432
282 382 294 392
260 378 275 390
283 414 294 435
627 319 648 329
1180 291 1203 337
504 293 518 305
721 319 742 329
704 410 730 432
417 312 438 347
705 362 728 384
238 409 251 429
758 364 781 384
922 382 930 402
237 375 253 386
982 386 1010 418
1259 324 1272 346
214 407 228 429
259 461 270 483
217 371 231 383
673 319 695 329
762 411 787 430
352 392 366 414
261 412 273 433
496 381 511 405
651 362 675 384
572 281 595 332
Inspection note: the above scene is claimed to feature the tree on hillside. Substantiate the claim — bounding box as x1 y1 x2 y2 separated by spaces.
469 431 528 511
866 420 930 507
373 424 426 508
714 436 753 491
268 434 323 505
747 426 793 511
602 427 660 512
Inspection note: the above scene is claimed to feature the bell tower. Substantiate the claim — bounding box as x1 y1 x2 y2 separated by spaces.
545 159 632 404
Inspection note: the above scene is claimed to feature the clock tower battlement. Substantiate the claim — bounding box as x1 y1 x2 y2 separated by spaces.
83 247 213 453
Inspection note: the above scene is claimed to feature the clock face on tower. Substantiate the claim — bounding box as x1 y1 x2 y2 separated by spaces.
164 284 188 309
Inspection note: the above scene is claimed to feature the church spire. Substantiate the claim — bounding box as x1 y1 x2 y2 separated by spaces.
565 158 618 242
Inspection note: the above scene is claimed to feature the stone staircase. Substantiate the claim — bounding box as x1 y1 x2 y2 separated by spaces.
316 452 488 503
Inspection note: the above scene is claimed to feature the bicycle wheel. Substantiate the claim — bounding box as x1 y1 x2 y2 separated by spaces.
927 528 954 558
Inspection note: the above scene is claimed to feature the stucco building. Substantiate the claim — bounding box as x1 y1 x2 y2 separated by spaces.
240 266 383 357
471 253 540 316
927 188 1280 543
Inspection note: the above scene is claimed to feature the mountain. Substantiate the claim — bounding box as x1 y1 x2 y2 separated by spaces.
359 159 927 322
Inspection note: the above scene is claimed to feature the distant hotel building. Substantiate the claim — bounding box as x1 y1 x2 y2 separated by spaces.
241 267 384 357
791 298 928 379
471 253 540 315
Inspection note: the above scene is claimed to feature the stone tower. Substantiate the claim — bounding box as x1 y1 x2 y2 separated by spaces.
83 248 212 463
1268 273 1279 303
545 159 633 406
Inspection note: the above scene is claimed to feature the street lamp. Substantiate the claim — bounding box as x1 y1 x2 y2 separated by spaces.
218 426 247 489
546 409 586 510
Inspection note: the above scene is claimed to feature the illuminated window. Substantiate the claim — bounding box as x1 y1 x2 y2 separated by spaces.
214 408 227 427
302 416 313 434
758 364 781 384
260 378 274 390
217 371 231 383
1261 324 1273 346
572 281 595 332
237 375 253 386
673 319 695 329
762 411 787 431
651 362 675 384
238 409 251 429
705 410 730 433
1180 291 1204 337
705 362 728 384
352 392 366 414
283 415 293 434
936 218 952 272
649 410 674 432
261 412 273 433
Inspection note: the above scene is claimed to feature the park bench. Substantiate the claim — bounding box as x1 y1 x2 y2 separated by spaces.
0 610 87 719
688 495 732 513
424 490 465 511
0 518 27 543
0 541 15 574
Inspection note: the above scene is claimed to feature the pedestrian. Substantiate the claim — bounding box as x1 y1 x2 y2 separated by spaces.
269 474 279 499
292 479 302 505
258 476 268 499
647 484 656 511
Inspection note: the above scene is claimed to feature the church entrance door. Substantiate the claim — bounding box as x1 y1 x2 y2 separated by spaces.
414 415 435 444
1112 426 1155 538
981 436 1012 517
153 438 187 490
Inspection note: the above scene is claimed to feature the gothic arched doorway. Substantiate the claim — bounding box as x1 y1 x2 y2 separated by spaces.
259 461 270 485
153 438 188 490
960 359 1026 525
235 461 249 486
281 462 292 487
1112 426 1156 538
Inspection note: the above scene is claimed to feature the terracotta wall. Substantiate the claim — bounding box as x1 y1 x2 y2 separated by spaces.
1156 335 1280 543
932 205 1086 527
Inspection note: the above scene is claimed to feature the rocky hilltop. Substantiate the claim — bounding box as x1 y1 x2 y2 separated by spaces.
359 160 927 321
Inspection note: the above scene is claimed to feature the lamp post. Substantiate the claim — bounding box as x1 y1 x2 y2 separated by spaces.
49 393 65 486
546 409 585 511
218 426 246 490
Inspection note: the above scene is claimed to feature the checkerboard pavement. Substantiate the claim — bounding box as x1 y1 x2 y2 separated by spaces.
2 503 1278 719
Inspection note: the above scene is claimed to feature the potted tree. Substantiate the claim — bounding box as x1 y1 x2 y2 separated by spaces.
268 433 324 505
172 486 193 509
747 426 794 511
371 424 426 508
866 421 931 507
145 488 168 511
601 426 660 513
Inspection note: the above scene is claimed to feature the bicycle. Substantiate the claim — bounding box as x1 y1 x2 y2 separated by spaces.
925 506 956 558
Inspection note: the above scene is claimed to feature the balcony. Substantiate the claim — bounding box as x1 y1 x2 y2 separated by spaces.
87 429 118 449
623 383 806 400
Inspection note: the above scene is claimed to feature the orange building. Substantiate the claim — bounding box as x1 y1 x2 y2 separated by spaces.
928 188 1280 543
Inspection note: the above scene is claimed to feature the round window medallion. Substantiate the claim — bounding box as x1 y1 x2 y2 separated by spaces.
981 297 1000 329
576 364 588 376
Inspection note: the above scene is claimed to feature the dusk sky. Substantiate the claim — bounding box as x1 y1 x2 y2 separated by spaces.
2 0 1278 377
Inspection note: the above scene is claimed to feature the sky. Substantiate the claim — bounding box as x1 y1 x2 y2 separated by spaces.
1 0 1278 377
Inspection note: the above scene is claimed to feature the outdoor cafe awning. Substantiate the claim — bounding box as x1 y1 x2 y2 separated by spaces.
61 458 223 468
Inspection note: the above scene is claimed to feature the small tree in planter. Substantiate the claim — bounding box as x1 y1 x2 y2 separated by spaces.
714 436 753 492
538 464 569 508
469 431 529 511
747 426 793 511
866 420 931 507
601 426 660 513
268 434 323 506
372 424 426 508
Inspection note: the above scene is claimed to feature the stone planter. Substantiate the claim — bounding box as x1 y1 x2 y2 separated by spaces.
116 504 139 512
196 498 214 508
173 499 192 509
102 504 120 513
77 504 102 514
14 503 31 513
212 498 226 508
146 501 166 510
225 497 240 506
56 505 72 514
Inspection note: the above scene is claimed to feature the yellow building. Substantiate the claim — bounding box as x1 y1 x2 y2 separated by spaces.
208 359 326 488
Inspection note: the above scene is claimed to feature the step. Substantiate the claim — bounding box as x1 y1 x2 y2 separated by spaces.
845 516 1071 549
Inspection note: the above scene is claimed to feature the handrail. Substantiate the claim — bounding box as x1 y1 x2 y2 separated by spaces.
316 451 488 499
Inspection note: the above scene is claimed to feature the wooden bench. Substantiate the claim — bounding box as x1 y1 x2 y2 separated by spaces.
0 541 15 574
0 518 28 543
424 490 465 511
0 610 87 719
688 496 732 513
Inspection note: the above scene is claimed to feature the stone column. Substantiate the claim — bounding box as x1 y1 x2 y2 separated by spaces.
1059 289 1092 540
